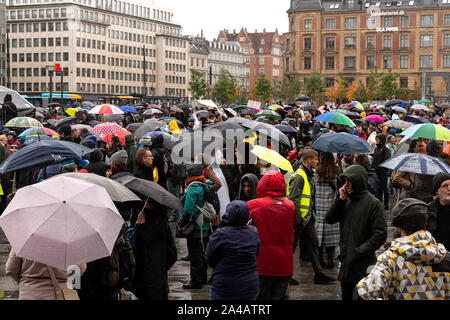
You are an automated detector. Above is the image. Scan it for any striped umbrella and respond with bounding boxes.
[91,122,126,135]
[351,101,364,111]
[313,112,356,127]
[5,117,44,128]
[18,127,59,139]
[267,105,284,111]
[380,153,450,175]
[400,124,450,141]
[88,104,124,115]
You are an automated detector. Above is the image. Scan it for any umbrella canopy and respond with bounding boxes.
[274,124,298,134]
[391,106,407,113]
[54,116,79,128]
[88,104,124,115]
[351,101,364,111]
[205,122,246,136]
[125,122,143,132]
[114,175,184,214]
[385,99,405,107]
[5,117,43,128]
[102,130,133,145]
[400,124,450,141]
[311,132,371,155]
[91,122,125,135]
[18,127,59,139]
[250,145,293,172]
[65,108,79,117]
[71,124,93,132]
[255,110,281,120]
[54,173,141,203]
[336,110,362,119]
[233,105,249,110]
[404,115,431,124]
[313,112,356,127]
[438,103,450,109]
[380,153,450,175]
[0,176,124,270]
[382,120,414,129]
[411,104,429,111]
[82,101,95,108]
[224,108,238,117]
[134,123,165,139]
[365,115,385,123]
[119,106,138,114]
[143,119,165,127]
[170,106,184,114]
[21,134,55,146]
[196,110,209,118]
[419,99,431,104]
[144,108,163,115]
[268,105,284,111]
[0,140,94,174]
[240,108,261,116]
[239,119,291,146]
[296,96,310,102]
[160,117,184,128]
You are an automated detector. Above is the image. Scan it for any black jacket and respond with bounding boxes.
[83,149,108,177]
[133,162,153,182]
[372,135,391,174]
[427,198,450,251]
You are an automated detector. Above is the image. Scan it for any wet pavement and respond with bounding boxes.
[0,198,396,301]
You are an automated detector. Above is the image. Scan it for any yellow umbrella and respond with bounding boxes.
[250,145,293,172]
[65,108,79,117]
[169,120,181,135]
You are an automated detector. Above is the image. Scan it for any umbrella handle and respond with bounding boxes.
[12,171,16,194]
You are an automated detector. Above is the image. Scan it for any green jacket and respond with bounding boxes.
[125,134,137,174]
[326,165,387,282]
[181,180,211,231]
[287,164,316,227]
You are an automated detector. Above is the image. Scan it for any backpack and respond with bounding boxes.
[190,181,219,222]
[162,149,175,178]
[101,231,135,290]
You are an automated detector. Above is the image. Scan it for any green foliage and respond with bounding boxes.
[305,71,325,106]
[378,70,400,100]
[355,80,367,102]
[366,68,382,101]
[212,69,241,104]
[188,69,209,100]
[254,75,273,103]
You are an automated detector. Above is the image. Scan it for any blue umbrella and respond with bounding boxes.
[380,153,450,175]
[404,115,430,124]
[0,140,94,174]
[311,132,371,155]
[119,106,138,114]
[21,134,55,146]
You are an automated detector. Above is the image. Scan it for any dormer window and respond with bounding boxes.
[261,38,265,44]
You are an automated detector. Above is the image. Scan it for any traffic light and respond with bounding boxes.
[55,63,62,72]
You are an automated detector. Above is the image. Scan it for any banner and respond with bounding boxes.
[247,100,261,110]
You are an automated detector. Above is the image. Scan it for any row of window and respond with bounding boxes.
[12,67,69,77]
[165,88,186,97]
[12,82,69,93]
[11,52,69,62]
[9,8,67,20]
[164,63,186,73]
[11,37,69,48]
[10,22,69,32]
[165,38,187,49]
[191,57,206,68]
[165,51,186,60]
[165,75,186,85]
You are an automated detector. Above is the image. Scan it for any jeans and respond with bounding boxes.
[257,276,290,300]
[376,172,389,207]
[186,229,209,284]
[166,180,180,219]
[210,288,258,301]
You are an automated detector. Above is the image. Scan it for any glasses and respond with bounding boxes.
[440,183,450,190]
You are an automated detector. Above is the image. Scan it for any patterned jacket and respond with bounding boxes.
[357,230,450,300]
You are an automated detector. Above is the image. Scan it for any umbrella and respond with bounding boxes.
[119,106,138,114]
[268,105,284,111]
[55,116,79,128]
[147,104,162,111]
[400,124,450,141]
[250,145,293,172]
[18,127,59,139]
[0,176,124,271]
[0,140,94,174]
[296,96,310,102]
[438,103,450,109]
[125,122,143,132]
[233,105,249,110]
[224,108,238,117]
[239,119,291,146]
[177,103,192,110]
[144,108,163,115]
[114,175,184,214]
[411,104,429,111]
[313,112,356,127]
[336,110,362,119]
[385,99,405,107]
[65,108,79,117]
[404,115,431,124]
[4,117,43,128]
[382,120,414,129]
[196,110,209,118]
[170,106,184,114]
[274,124,298,134]
[380,153,450,175]
[21,134,55,146]
[419,99,431,104]
[71,124,93,132]
[391,106,407,113]
[206,122,246,135]
[255,110,281,120]
[88,104,124,115]
[105,114,125,123]
[364,115,385,123]
[351,101,364,111]
[240,108,260,116]
[311,132,371,155]
[54,173,141,203]
[91,122,126,135]
[160,117,184,128]
[143,119,165,127]
[102,130,133,145]
[134,123,165,139]
[82,101,95,108]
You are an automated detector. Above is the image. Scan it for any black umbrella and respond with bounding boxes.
[160,117,185,128]
[105,114,125,122]
[205,122,252,137]
[114,175,184,214]
[438,103,450,109]
[134,121,165,139]
[55,116,79,128]
[296,96,310,102]
[177,103,192,110]
[404,115,431,124]
[238,119,291,147]
[240,109,259,116]
[338,111,362,119]
[196,110,209,118]
[88,120,101,127]
[126,122,144,132]
[385,99,405,107]
[274,124,298,134]
[170,106,184,114]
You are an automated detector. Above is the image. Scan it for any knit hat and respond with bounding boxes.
[433,173,450,195]
[80,139,95,149]
[110,150,128,165]
[186,164,203,177]
[392,198,429,232]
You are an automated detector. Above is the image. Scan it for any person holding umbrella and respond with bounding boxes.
[372,134,392,210]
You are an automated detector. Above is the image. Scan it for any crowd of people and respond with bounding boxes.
[1,96,450,300]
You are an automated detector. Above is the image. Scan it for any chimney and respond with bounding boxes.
[255,29,257,33]
[201,29,203,37]
[233,29,236,35]
[263,28,266,34]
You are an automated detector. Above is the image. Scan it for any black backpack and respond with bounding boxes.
[201,182,221,216]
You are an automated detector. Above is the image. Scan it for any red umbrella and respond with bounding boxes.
[91,122,126,134]
[102,130,133,145]
[148,104,162,111]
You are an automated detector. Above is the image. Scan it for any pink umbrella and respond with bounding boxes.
[91,122,126,134]
[0,176,124,270]
[365,115,385,122]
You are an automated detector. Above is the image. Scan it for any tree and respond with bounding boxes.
[379,70,400,100]
[335,77,347,103]
[254,75,273,103]
[305,71,325,106]
[366,68,382,101]
[212,68,241,104]
[355,80,367,102]
[188,69,209,100]
[326,85,337,102]
[346,81,357,102]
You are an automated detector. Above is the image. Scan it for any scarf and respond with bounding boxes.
[185,176,207,188]
[111,164,128,175]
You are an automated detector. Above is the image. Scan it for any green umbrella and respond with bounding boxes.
[4,117,44,128]
[313,111,356,127]
[419,99,431,104]
[255,110,281,120]
[233,105,249,110]
[400,124,450,141]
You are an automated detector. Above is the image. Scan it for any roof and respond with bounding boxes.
[248,32,276,55]
[289,0,323,11]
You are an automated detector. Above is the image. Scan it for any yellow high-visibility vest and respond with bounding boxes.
[286,168,311,219]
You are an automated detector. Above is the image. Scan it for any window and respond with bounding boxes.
[383,56,392,69]
[304,57,311,70]
[304,19,312,30]
[260,57,264,65]
[344,56,356,69]
[445,14,450,26]
[400,78,408,88]
[345,36,356,49]
[41,53,46,62]
[345,17,357,29]
[384,16,392,27]
[420,35,433,47]
[304,38,312,50]
[367,56,375,69]
[401,16,409,28]
[444,54,450,68]
[48,38,54,47]
[348,0,355,8]
[325,78,334,88]
[259,68,264,75]
[400,35,409,48]
[325,56,335,69]
[326,37,335,49]
[420,55,432,68]
[421,15,433,26]
[63,37,69,46]
[326,18,335,30]
[384,35,392,48]
[367,36,375,49]
[400,55,409,68]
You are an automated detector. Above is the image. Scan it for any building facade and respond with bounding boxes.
[6,0,189,101]
[187,35,209,97]
[0,0,6,87]
[285,0,450,100]
[218,28,284,93]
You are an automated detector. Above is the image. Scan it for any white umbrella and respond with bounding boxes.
[411,104,429,112]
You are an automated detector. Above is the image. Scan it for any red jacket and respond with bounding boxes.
[287,149,298,162]
[248,171,295,277]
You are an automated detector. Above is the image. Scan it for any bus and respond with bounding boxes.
[27,93,83,108]
[97,96,141,106]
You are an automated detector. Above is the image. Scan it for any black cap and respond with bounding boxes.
[392,198,429,232]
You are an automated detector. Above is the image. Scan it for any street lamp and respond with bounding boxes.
[46,65,56,104]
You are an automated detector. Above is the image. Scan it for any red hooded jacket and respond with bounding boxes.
[248,171,296,277]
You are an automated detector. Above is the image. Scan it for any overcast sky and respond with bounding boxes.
[157,0,290,40]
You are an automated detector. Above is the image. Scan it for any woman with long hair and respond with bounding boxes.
[314,152,340,269]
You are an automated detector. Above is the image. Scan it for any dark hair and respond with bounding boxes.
[426,140,442,157]
[354,154,371,167]
[316,152,338,182]
[302,148,318,162]
[408,139,421,153]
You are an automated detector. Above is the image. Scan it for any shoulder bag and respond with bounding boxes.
[47,266,79,300]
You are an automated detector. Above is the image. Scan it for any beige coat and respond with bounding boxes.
[6,250,87,300]
[392,170,416,194]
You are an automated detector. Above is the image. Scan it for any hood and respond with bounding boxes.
[311,122,321,140]
[391,230,446,265]
[376,133,386,145]
[256,170,286,198]
[341,165,368,197]
[125,134,135,147]
[221,200,250,226]
[89,148,103,162]
[238,173,259,200]
[152,134,164,148]
[86,135,97,147]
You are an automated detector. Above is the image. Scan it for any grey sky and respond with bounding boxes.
[157,0,290,40]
